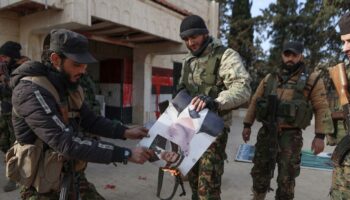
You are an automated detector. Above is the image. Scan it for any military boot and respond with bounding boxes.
[3,179,18,192]
[252,191,266,200]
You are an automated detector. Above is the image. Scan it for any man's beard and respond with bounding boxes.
[190,36,212,57]
[281,61,303,74]
[58,63,81,91]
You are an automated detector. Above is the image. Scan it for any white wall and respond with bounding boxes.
[0,11,19,45]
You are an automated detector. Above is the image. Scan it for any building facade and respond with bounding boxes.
[0,0,219,124]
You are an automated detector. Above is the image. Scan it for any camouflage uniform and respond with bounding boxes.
[20,177,104,200]
[178,37,251,200]
[244,67,333,200]
[0,61,15,153]
[315,64,347,146]
[330,64,350,199]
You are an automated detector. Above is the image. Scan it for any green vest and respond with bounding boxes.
[180,45,227,98]
[256,67,315,129]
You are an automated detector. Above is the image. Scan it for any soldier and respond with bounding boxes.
[7,29,153,199]
[314,63,346,147]
[177,15,251,199]
[74,73,104,200]
[0,41,29,192]
[242,41,334,200]
[330,12,350,199]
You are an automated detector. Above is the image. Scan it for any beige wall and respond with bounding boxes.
[0,11,19,45]
[0,0,219,124]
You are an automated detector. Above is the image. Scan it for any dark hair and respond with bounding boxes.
[41,49,66,67]
[41,33,66,67]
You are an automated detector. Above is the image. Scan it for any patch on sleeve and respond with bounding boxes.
[52,115,66,130]
[34,90,52,114]
[98,143,114,150]
[72,137,93,146]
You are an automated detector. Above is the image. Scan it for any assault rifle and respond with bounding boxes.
[266,94,279,182]
[328,63,350,166]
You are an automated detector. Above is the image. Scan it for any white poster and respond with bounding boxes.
[139,90,224,175]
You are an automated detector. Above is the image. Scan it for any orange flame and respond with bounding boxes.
[162,168,180,176]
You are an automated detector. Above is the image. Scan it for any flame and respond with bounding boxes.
[162,168,180,176]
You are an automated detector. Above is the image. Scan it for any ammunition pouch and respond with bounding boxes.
[331,134,350,167]
[5,140,43,187]
[32,149,64,193]
[278,100,313,129]
[256,97,268,122]
[256,98,313,129]
[6,139,65,193]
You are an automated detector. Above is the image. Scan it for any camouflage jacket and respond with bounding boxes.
[178,38,252,127]
[0,61,12,114]
[80,74,101,116]
[244,66,334,134]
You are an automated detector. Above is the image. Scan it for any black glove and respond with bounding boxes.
[197,95,219,111]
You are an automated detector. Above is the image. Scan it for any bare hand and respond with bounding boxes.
[242,128,251,143]
[124,127,149,140]
[311,138,324,155]
[129,147,154,164]
[191,96,206,112]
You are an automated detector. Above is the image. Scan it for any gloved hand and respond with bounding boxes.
[191,95,218,112]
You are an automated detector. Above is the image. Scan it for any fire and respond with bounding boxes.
[162,168,180,176]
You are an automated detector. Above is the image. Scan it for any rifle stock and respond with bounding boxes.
[329,63,350,106]
[329,63,350,166]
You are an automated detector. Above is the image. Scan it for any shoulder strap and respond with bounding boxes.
[292,67,310,100]
[207,46,228,81]
[21,76,60,104]
[264,73,277,97]
[307,72,322,100]
[21,76,70,123]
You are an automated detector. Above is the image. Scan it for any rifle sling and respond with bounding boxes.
[156,168,180,200]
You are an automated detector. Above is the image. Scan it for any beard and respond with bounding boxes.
[189,36,212,57]
[281,61,304,74]
[57,63,81,91]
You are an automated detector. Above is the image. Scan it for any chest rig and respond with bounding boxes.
[181,46,227,98]
[21,76,84,122]
[6,76,86,194]
[256,67,314,129]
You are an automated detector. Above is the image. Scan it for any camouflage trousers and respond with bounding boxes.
[20,171,105,200]
[0,113,15,153]
[188,128,228,200]
[251,127,303,200]
[330,152,350,199]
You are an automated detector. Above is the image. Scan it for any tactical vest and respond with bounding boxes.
[6,76,86,193]
[256,68,314,129]
[181,45,227,98]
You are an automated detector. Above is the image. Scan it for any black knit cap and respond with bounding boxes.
[339,12,350,35]
[0,41,21,59]
[180,15,209,39]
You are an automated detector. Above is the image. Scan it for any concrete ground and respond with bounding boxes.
[0,109,335,200]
